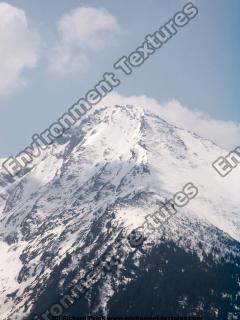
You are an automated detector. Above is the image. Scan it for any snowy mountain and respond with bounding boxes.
[0,104,239,319]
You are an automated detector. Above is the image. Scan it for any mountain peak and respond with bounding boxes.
[0,103,239,319]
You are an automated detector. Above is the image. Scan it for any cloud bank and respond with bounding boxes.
[98,92,240,150]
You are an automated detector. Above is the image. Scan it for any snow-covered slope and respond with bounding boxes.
[0,104,239,319]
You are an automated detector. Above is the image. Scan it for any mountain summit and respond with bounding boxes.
[0,104,239,319]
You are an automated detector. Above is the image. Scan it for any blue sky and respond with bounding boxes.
[0,0,239,157]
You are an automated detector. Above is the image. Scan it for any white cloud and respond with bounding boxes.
[48,45,89,76]
[48,7,125,76]
[97,92,240,150]
[0,2,40,95]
